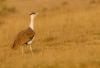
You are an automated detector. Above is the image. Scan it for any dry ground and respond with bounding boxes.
[0,0,100,68]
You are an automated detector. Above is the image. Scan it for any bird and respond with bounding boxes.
[12,12,38,55]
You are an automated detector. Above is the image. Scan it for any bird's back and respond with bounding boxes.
[12,28,35,49]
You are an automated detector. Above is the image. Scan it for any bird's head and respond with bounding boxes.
[30,12,38,18]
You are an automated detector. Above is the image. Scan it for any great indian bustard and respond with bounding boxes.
[12,12,38,55]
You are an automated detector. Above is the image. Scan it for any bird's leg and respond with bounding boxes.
[30,44,33,55]
[21,45,24,56]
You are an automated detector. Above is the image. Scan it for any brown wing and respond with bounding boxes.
[12,28,35,50]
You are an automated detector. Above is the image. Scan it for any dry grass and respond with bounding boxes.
[1,0,100,68]
[0,0,16,16]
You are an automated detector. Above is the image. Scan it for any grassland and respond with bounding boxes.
[0,0,100,68]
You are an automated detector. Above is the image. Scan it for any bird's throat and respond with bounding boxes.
[29,15,34,30]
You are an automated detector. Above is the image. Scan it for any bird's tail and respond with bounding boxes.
[11,41,19,50]
[11,44,17,50]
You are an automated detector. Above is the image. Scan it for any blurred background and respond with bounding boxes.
[0,0,100,68]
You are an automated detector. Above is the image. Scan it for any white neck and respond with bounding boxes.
[29,15,35,30]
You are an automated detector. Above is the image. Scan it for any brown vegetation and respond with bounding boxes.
[0,0,100,68]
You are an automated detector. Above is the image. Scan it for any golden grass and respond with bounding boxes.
[0,0,16,16]
[1,0,100,68]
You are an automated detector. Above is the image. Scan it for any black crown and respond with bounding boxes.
[30,12,36,15]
